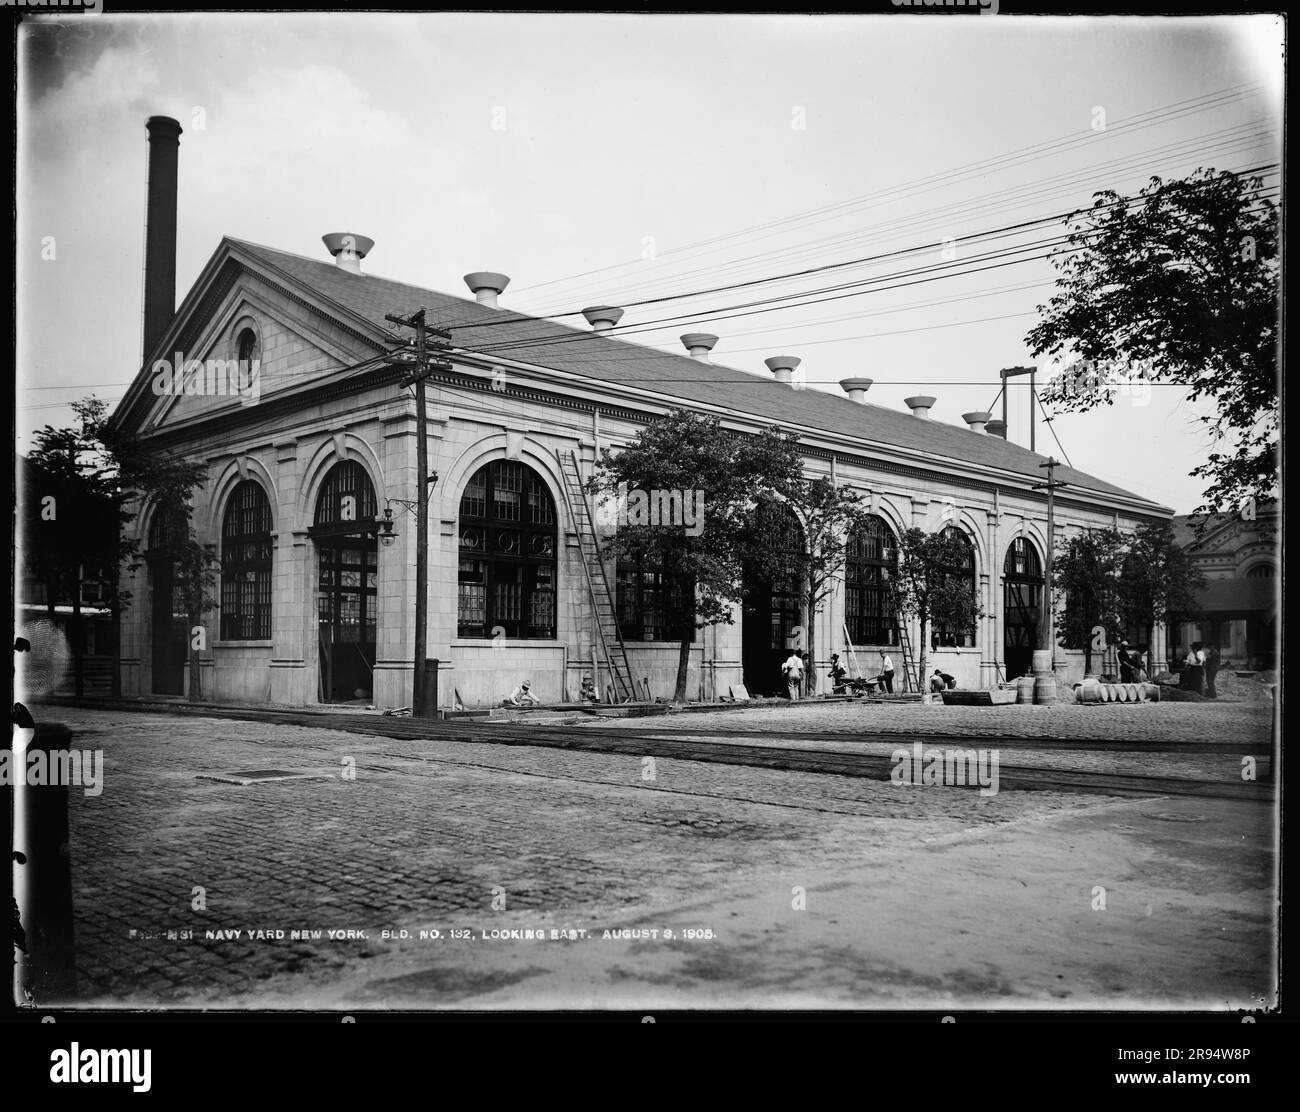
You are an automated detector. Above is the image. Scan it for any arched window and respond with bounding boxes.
[458,461,557,639]
[845,514,898,646]
[220,481,273,640]
[934,525,976,648]
[237,328,257,367]
[1245,563,1276,579]
[147,503,188,552]
[1003,536,1043,678]
[314,460,377,531]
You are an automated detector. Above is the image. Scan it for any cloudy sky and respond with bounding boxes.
[16,12,1282,514]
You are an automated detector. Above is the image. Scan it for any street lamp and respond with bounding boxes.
[377,506,397,548]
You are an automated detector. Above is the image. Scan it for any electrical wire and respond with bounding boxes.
[510,82,1270,301]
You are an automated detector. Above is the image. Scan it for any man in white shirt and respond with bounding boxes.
[878,650,895,694]
[781,650,804,701]
[505,679,541,707]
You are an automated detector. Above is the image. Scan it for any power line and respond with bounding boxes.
[1035,384,1074,469]
[509,82,1269,302]
[520,121,1277,314]
[429,162,1278,345]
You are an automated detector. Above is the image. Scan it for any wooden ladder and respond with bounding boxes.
[886,580,916,694]
[556,449,636,703]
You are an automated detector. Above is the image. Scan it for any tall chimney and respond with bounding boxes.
[904,395,936,418]
[582,306,624,331]
[986,418,1008,439]
[464,271,510,307]
[142,115,182,361]
[962,411,990,434]
[839,377,873,403]
[680,333,718,361]
[765,355,801,385]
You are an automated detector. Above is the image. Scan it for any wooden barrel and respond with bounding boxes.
[1016,676,1035,705]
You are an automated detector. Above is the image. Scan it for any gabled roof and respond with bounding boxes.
[1170,505,1279,552]
[226,237,1170,513]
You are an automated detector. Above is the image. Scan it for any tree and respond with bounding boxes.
[173,537,219,702]
[62,398,212,699]
[753,477,874,696]
[1027,168,1279,518]
[891,527,985,703]
[587,409,803,702]
[1116,520,1204,669]
[1053,527,1127,676]
[24,402,120,695]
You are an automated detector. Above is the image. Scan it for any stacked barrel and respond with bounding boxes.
[1076,681,1162,703]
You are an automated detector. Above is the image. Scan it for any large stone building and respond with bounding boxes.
[106,117,1174,710]
[1170,503,1279,671]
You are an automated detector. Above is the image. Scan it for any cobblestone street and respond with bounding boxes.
[32,706,1276,1012]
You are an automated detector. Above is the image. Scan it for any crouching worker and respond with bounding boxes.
[503,679,542,707]
[578,674,600,704]
[827,653,848,695]
[930,669,956,694]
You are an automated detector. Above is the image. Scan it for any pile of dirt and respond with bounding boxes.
[1212,669,1277,704]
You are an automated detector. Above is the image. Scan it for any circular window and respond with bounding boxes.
[497,531,518,554]
[460,528,482,550]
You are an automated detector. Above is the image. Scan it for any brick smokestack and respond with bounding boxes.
[142,116,183,360]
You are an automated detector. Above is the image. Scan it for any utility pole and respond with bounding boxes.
[1030,456,1067,704]
[1000,366,1037,451]
[384,309,451,717]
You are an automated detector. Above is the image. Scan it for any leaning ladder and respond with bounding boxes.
[556,450,636,703]
[886,581,916,694]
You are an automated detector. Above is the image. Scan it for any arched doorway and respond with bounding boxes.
[147,506,189,696]
[1003,536,1043,680]
[311,461,379,704]
[742,500,804,696]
